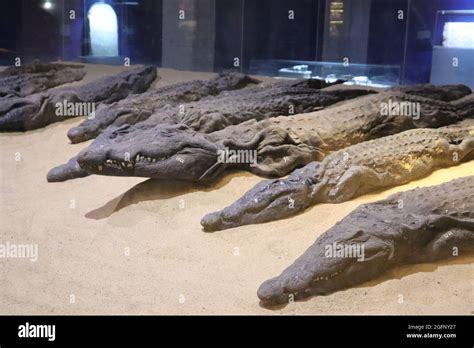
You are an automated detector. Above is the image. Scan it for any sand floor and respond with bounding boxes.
[0,64,473,315]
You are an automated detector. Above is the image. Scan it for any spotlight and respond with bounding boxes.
[43,1,53,10]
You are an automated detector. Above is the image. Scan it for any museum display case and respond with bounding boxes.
[0,0,473,322]
[430,9,474,88]
[1,0,473,87]
[249,59,401,87]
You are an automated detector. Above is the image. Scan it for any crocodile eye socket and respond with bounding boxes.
[448,138,462,145]
[111,130,127,138]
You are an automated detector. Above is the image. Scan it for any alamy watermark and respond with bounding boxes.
[325,242,365,262]
[380,100,420,119]
[217,147,257,166]
[55,100,96,119]
[0,242,38,262]
[18,322,55,341]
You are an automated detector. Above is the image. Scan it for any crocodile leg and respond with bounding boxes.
[325,165,384,202]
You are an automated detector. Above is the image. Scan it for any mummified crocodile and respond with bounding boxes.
[134,82,369,132]
[0,65,157,131]
[47,80,369,182]
[201,125,474,231]
[68,82,472,144]
[256,176,474,306]
[0,61,86,97]
[75,85,473,182]
[66,72,264,143]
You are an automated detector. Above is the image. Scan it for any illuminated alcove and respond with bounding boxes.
[442,22,474,49]
[87,1,118,56]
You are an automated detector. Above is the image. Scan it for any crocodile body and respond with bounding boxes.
[201,126,474,231]
[47,80,366,182]
[75,86,473,182]
[256,176,474,306]
[137,83,372,133]
[66,72,262,143]
[0,65,157,131]
[0,61,86,97]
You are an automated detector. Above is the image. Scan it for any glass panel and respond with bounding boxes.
[0,0,473,85]
[403,0,474,86]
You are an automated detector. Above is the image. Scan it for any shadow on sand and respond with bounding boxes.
[85,170,255,219]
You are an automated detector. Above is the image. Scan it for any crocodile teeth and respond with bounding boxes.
[135,155,140,162]
[98,165,103,172]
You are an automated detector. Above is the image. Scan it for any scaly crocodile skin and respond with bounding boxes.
[74,87,474,183]
[66,72,263,143]
[0,61,85,97]
[201,126,474,231]
[0,65,157,131]
[256,176,474,306]
[47,79,366,182]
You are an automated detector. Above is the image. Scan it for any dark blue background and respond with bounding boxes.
[0,0,472,84]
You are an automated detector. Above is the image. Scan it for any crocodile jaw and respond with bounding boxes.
[257,226,394,306]
[257,251,354,306]
[77,124,222,181]
[201,178,314,231]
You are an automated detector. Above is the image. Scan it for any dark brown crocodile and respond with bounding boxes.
[0,61,86,97]
[256,176,474,306]
[201,125,474,231]
[66,72,263,143]
[47,79,368,182]
[0,65,157,131]
[75,86,473,183]
[134,81,366,133]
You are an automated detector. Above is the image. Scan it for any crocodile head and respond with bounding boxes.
[201,163,324,231]
[76,123,227,181]
[77,116,324,182]
[256,209,396,306]
[67,71,260,143]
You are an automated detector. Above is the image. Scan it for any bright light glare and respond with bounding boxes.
[88,3,119,56]
[443,22,474,49]
[43,1,53,10]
